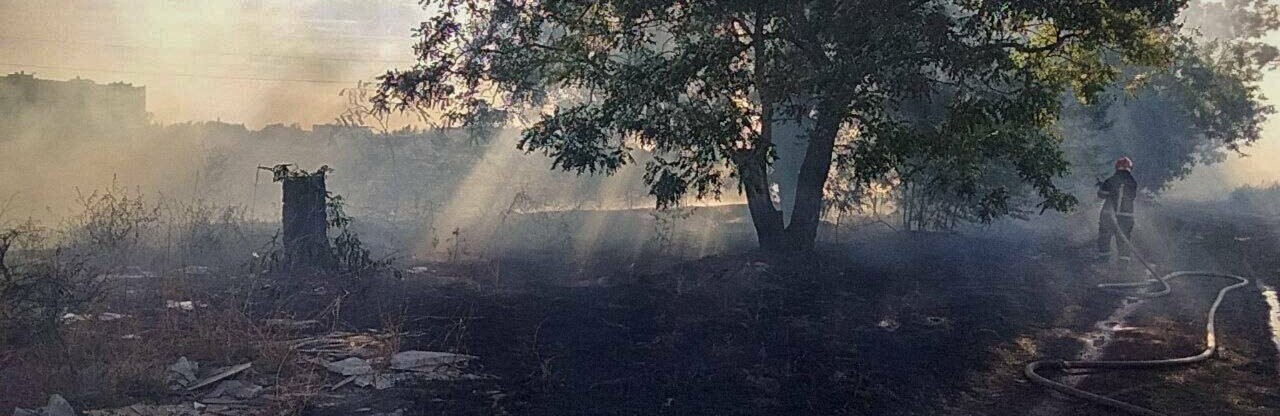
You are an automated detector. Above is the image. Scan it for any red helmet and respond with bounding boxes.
[1115,157,1133,171]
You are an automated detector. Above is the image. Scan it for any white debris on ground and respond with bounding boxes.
[25,329,490,415]
[877,317,901,332]
[390,350,475,371]
[97,267,157,281]
[186,363,253,391]
[12,394,76,416]
[137,357,260,415]
[403,267,467,286]
[97,312,128,321]
[325,357,374,376]
[165,357,253,392]
[288,331,394,358]
[164,300,208,311]
[83,400,258,416]
[60,312,129,324]
[262,318,321,331]
[204,380,263,400]
[177,266,212,276]
[321,350,482,390]
[922,316,949,326]
[281,329,487,390]
[166,357,199,389]
[83,403,202,416]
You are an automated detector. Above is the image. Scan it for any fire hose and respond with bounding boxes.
[1023,205,1251,416]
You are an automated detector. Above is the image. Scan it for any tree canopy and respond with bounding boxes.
[375,0,1190,250]
[1060,0,1278,193]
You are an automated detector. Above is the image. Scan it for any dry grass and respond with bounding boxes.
[0,275,323,411]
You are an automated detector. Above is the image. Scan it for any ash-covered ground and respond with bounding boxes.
[4,201,1277,416]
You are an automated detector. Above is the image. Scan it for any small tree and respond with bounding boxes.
[375,0,1187,251]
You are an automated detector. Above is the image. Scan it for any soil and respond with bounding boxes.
[4,204,1278,415]
[951,204,1280,415]
[263,227,1110,415]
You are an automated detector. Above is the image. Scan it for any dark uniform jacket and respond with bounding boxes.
[1097,170,1138,214]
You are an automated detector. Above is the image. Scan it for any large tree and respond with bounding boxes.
[374,0,1187,251]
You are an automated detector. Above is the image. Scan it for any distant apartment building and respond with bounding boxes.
[0,72,147,140]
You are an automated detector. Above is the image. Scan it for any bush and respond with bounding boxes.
[0,222,102,346]
[60,181,160,270]
[1228,182,1280,216]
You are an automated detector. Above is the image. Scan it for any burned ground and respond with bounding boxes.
[2,204,1278,415]
[951,205,1280,415]
[326,232,1083,415]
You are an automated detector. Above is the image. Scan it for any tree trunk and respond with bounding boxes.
[740,151,786,250]
[739,15,791,251]
[281,173,335,273]
[783,112,841,251]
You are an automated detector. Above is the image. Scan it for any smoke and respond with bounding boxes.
[3,0,1278,267]
[0,1,425,221]
[0,0,424,127]
[1167,57,1280,200]
[1164,4,1280,199]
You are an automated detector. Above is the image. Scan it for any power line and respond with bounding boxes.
[0,35,418,66]
[0,61,373,85]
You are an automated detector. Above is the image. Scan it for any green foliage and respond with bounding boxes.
[376,0,1189,247]
[838,0,1278,230]
[326,195,383,275]
[249,193,386,277]
[259,164,334,183]
[1060,0,1278,193]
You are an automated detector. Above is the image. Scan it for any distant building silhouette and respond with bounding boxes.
[0,72,147,141]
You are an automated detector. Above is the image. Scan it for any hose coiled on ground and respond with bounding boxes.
[1024,207,1250,416]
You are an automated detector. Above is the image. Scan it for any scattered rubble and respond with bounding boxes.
[60,312,129,324]
[281,329,486,390]
[318,350,481,390]
[390,350,475,371]
[12,394,75,416]
[324,357,374,376]
[287,331,398,358]
[262,318,321,331]
[204,380,262,400]
[177,266,212,276]
[82,402,233,416]
[406,266,435,274]
[98,312,128,321]
[164,300,208,311]
[98,267,157,281]
[165,357,253,392]
[923,316,949,326]
[83,403,199,416]
[166,357,199,389]
[186,362,252,391]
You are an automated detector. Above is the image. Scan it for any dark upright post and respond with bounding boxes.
[281,171,335,273]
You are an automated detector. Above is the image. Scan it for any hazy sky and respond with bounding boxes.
[1166,29,1280,197]
[0,0,1277,193]
[0,0,426,128]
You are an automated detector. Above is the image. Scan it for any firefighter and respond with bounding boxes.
[1097,157,1138,261]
